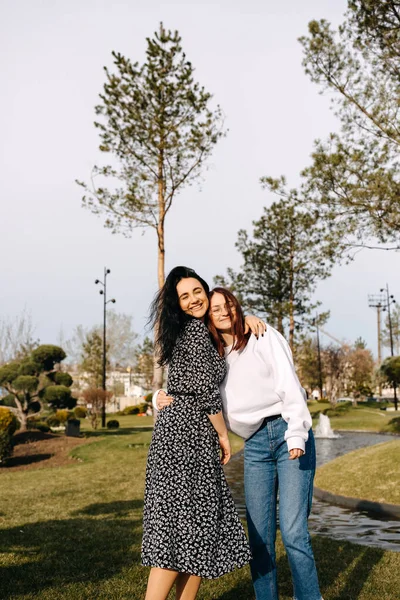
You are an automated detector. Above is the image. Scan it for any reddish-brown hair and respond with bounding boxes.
[207,287,250,357]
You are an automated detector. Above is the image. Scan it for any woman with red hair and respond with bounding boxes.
[156,287,322,600]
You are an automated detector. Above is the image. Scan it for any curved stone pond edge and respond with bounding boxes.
[313,486,400,519]
[314,429,400,519]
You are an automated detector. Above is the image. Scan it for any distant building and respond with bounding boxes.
[70,366,150,413]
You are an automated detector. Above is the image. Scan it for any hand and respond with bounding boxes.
[218,435,231,465]
[156,390,174,410]
[244,315,267,338]
[289,448,304,460]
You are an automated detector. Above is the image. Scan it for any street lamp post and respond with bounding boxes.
[380,283,398,411]
[95,267,116,427]
[368,294,385,396]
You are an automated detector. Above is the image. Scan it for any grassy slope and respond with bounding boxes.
[315,440,400,505]
[308,401,400,433]
[0,425,399,599]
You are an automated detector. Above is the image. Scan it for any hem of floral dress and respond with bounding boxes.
[141,556,251,580]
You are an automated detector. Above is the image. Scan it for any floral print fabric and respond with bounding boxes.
[141,318,251,578]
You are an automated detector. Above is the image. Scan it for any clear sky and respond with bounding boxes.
[1,0,398,358]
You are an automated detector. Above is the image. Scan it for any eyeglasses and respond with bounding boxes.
[210,302,235,316]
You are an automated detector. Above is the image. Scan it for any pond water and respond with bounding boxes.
[224,431,400,552]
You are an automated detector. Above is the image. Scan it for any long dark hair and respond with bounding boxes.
[208,287,250,357]
[149,266,210,366]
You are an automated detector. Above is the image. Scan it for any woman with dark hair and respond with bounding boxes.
[142,268,256,600]
[157,287,322,600]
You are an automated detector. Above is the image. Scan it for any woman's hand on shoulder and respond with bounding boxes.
[244,315,267,338]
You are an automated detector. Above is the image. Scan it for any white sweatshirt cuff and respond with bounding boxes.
[286,436,306,453]
[152,389,163,411]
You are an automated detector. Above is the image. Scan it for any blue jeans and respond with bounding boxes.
[244,416,321,600]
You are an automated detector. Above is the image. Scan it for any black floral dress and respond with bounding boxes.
[142,318,251,578]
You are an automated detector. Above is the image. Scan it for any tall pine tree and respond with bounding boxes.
[215,198,337,349]
[298,1,400,247]
[77,23,225,388]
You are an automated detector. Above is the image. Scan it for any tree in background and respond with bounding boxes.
[295,336,321,398]
[380,355,400,411]
[382,304,400,355]
[322,343,350,405]
[215,197,337,349]
[77,23,226,389]
[0,345,75,431]
[0,309,39,366]
[346,341,375,401]
[80,331,108,388]
[133,337,155,392]
[298,1,400,247]
[81,388,113,430]
[66,311,138,368]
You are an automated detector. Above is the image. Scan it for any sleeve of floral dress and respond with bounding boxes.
[184,318,223,415]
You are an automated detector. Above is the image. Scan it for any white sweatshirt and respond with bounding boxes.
[220,327,312,452]
[153,325,312,452]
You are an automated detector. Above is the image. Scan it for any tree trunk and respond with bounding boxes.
[13,397,27,432]
[289,237,295,352]
[277,314,284,335]
[289,305,295,352]
[152,152,166,393]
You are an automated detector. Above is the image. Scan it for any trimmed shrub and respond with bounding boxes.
[55,409,72,424]
[135,402,148,414]
[47,416,61,427]
[107,420,120,429]
[74,406,87,419]
[0,407,17,464]
[54,372,73,387]
[0,431,13,464]
[0,407,18,435]
[33,421,51,433]
[388,416,400,434]
[121,405,139,415]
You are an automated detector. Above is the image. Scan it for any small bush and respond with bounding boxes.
[0,407,18,435]
[388,416,400,434]
[33,421,51,433]
[0,430,13,464]
[324,402,352,417]
[46,416,61,427]
[135,402,149,414]
[55,409,72,424]
[107,420,120,429]
[121,405,139,415]
[74,406,87,419]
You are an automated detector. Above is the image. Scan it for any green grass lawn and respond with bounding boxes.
[79,413,154,432]
[308,400,400,434]
[315,439,400,505]
[0,423,399,599]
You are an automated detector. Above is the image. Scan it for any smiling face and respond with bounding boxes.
[176,277,209,320]
[209,292,236,331]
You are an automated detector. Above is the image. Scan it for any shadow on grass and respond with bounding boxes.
[4,453,53,468]
[0,500,144,600]
[215,578,254,599]
[83,427,153,438]
[276,535,385,599]
[211,535,387,600]
[73,499,143,517]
